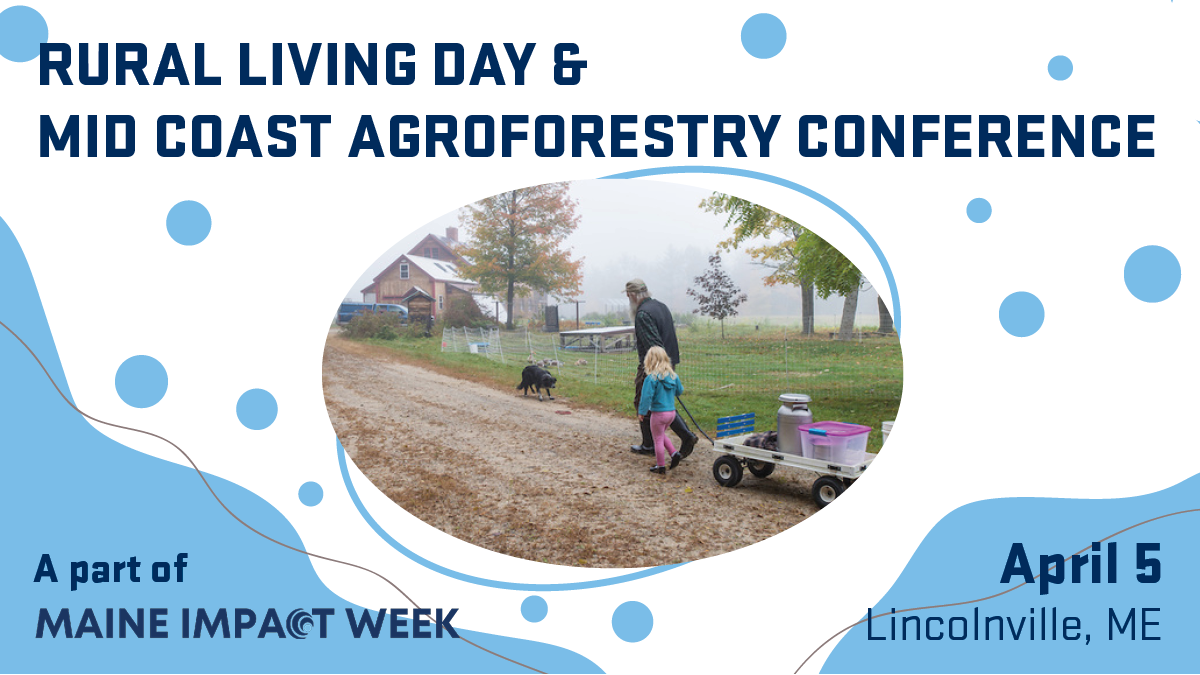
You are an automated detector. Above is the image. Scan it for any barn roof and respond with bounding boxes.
[400,286,433,301]
[372,254,475,285]
[408,233,462,260]
[404,255,473,284]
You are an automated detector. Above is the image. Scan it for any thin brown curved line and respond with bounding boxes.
[794,507,1200,674]
[1,319,545,675]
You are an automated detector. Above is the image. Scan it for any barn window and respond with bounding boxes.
[438,295,444,310]
[430,248,440,259]
[400,263,409,279]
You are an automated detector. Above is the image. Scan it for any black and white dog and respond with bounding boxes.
[516,365,557,401]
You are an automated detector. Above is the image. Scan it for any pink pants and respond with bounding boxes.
[650,411,678,467]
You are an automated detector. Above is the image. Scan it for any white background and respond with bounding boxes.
[2,1,1199,672]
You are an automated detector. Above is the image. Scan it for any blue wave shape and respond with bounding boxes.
[0,217,600,674]
[821,475,1200,673]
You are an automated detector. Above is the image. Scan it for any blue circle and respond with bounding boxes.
[298,481,324,507]
[611,601,653,642]
[741,14,786,59]
[1124,245,1181,303]
[237,389,278,430]
[166,200,212,246]
[114,355,168,408]
[0,6,48,63]
[1048,55,1073,81]
[999,292,1045,337]
[966,198,992,223]
[521,595,548,623]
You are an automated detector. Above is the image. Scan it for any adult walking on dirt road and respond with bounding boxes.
[626,279,699,459]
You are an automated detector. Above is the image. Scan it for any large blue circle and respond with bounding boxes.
[966,198,992,223]
[520,595,548,623]
[740,14,786,59]
[611,601,653,642]
[0,6,48,63]
[1047,55,1073,81]
[999,292,1045,337]
[236,388,278,430]
[1124,245,1181,303]
[166,200,212,246]
[115,355,168,408]
[298,481,324,507]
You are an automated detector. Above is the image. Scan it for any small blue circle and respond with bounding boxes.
[966,198,992,223]
[0,6,48,63]
[237,389,278,430]
[611,601,653,643]
[166,200,212,246]
[521,596,548,623]
[298,481,323,507]
[115,355,168,408]
[1124,245,1181,303]
[741,13,786,59]
[1048,55,1073,81]
[999,292,1045,337]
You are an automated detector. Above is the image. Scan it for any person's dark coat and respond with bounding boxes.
[634,298,681,365]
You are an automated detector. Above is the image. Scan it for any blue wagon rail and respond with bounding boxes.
[716,413,755,438]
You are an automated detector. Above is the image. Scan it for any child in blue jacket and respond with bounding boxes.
[638,346,684,474]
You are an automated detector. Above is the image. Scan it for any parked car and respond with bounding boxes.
[336,302,409,325]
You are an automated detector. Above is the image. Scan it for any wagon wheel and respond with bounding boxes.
[712,455,743,488]
[812,476,845,508]
[746,460,775,478]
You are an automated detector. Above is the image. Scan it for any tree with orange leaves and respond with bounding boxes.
[455,182,584,330]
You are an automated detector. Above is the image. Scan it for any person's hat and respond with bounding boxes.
[624,279,648,294]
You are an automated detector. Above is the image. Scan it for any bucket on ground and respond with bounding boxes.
[881,420,894,445]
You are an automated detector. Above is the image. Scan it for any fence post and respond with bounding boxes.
[594,346,599,384]
[784,324,789,393]
[551,332,562,378]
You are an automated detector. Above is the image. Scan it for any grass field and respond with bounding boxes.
[351,322,903,452]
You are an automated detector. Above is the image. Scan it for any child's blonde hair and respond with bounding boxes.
[644,346,676,379]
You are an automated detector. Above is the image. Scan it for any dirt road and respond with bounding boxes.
[323,337,821,568]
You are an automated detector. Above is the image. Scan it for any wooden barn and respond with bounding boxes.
[360,227,484,320]
[359,225,528,323]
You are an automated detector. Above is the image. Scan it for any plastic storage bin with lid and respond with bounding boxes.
[797,421,872,464]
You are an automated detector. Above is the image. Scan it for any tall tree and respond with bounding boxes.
[456,183,584,329]
[877,295,894,333]
[687,253,748,339]
[701,193,863,339]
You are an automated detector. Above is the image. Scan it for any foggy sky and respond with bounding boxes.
[347,180,880,321]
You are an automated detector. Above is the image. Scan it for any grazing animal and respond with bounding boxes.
[574,359,588,366]
[516,365,557,401]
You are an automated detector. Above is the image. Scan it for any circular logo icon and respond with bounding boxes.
[286,609,314,639]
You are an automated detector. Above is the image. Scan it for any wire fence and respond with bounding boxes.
[442,322,902,444]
